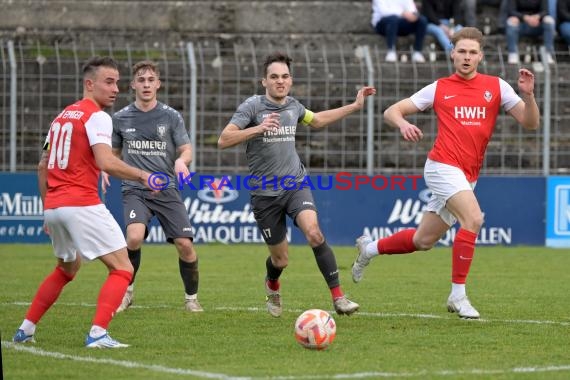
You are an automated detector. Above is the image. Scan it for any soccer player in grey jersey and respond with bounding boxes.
[218,52,376,316]
[104,60,202,312]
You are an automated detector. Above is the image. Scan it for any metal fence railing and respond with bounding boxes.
[1,39,569,176]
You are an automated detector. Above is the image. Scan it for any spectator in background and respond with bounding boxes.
[371,0,428,62]
[505,0,556,64]
[549,0,558,22]
[463,0,509,33]
[422,0,464,55]
[557,0,570,46]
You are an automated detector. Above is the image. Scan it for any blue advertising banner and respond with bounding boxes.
[299,175,545,246]
[105,175,265,244]
[546,176,570,247]
[0,173,545,246]
[0,173,46,243]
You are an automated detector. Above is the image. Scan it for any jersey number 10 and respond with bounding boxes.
[47,121,73,170]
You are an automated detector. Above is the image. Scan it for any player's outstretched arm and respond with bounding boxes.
[384,98,424,142]
[309,86,376,129]
[508,68,540,130]
[92,143,152,189]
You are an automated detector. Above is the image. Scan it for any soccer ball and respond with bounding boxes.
[294,309,336,350]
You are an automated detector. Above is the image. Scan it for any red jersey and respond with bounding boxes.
[43,98,113,209]
[411,73,521,182]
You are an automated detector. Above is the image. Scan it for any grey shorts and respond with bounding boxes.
[122,187,194,243]
[250,187,317,245]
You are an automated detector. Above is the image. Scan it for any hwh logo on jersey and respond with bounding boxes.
[454,106,486,119]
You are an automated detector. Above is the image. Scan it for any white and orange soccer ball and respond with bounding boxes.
[294,309,336,350]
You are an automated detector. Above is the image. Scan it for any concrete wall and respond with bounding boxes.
[1,0,373,39]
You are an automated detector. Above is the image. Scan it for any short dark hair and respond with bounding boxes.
[263,52,292,77]
[451,27,485,49]
[82,56,119,78]
[132,60,160,79]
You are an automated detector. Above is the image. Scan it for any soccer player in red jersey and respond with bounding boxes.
[12,56,155,348]
[352,27,539,319]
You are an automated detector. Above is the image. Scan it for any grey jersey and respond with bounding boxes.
[112,101,190,190]
[229,95,308,196]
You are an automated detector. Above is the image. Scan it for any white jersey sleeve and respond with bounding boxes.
[499,78,522,112]
[409,81,437,111]
[85,110,113,147]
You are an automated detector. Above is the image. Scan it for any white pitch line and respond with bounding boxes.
[2,341,250,380]
[215,306,570,327]
[5,301,570,327]
[4,341,570,379]
[268,365,570,379]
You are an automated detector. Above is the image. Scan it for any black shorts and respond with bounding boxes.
[250,187,317,245]
[122,187,194,243]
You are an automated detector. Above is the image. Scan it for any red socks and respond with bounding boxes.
[25,266,74,323]
[330,286,344,300]
[378,228,417,254]
[266,279,280,291]
[92,270,133,329]
[452,228,478,284]
[375,227,478,284]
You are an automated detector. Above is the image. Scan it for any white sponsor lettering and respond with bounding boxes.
[386,199,426,225]
[365,188,512,246]
[263,125,296,136]
[185,198,255,224]
[58,110,84,120]
[0,193,44,218]
[454,106,486,119]
[146,225,292,244]
[363,226,512,246]
[0,224,44,237]
[126,140,167,150]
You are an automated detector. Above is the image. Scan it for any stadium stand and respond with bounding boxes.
[0,0,569,174]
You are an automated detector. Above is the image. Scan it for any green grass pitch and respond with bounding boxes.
[1,243,570,379]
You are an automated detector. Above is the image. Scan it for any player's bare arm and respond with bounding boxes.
[92,143,153,189]
[101,147,123,193]
[37,151,49,202]
[175,144,193,177]
[384,98,424,142]
[309,86,376,129]
[37,151,50,234]
[218,113,281,149]
[508,68,540,131]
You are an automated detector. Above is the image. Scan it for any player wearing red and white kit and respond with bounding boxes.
[352,27,540,319]
[12,56,155,348]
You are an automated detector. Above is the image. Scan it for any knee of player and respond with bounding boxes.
[413,234,438,251]
[414,239,436,251]
[57,262,79,279]
[123,264,135,275]
[174,237,195,251]
[305,228,324,246]
[462,212,484,232]
[126,236,144,249]
[272,256,289,269]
